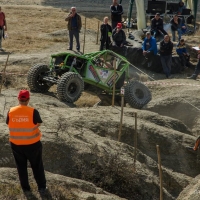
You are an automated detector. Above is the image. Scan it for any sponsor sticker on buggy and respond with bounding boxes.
[89,65,100,82]
[97,69,111,81]
[107,73,119,87]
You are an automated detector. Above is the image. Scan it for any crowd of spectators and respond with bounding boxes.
[64,0,198,79]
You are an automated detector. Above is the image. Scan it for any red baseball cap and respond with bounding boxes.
[117,23,122,29]
[18,90,30,100]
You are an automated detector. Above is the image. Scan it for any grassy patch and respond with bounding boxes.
[0,183,77,200]
[2,6,100,54]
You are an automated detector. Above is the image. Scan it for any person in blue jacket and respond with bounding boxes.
[178,1,186,15]
[142,32,157,67]
[176,38,190,71]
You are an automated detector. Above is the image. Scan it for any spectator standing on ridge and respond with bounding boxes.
[187,49,200,80]
[112,22,126,47]
[142,32,157,67]
[65,7,82,51]
[100,16,112,51]
[160,35,173,78]
[6,90,47,194]
[110,0,123,29]
[170,14,182,42]
[151,13,168,38]
[0,6,7,51]
[176,38,190,71]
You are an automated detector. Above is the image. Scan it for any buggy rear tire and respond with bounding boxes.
[124,80,151,109]
[27,64,51,92]
[57,72,84,103]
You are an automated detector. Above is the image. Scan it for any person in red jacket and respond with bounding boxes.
[0,6,7,50]
[6,90,47,194]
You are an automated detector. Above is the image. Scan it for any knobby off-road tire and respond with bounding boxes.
[124,80,152,109]
[57,72,84,103]
[27,64,51,92]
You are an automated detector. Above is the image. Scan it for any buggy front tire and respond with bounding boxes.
[124,80,152,109]
[27,64,51,92]
[57,72,84,103]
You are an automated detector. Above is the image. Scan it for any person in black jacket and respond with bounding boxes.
[151,13,168,38]
[170,14,182,42]
[65,7,82,51]
[99,17,112,51]
[178,1,186,15]
[160,35,173,78]
[112,23,126,47]
[110,0,123,29]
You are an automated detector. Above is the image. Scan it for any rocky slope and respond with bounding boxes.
[0,86,200,199]
[0,168,126,200]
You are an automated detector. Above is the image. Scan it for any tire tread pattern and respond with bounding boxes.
[27,63,50,92]
[124,80,152,109]
[57,72,84,103]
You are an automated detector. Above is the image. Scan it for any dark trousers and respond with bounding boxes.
[171,28,182,42]
[112,41,123,47]
[10,141,46,190]
[69,29,80,51]
[160,55,172,78]
[151,28,168,38]
[144,51,154,60]
[111,21,118,30]
[100,38,111,51]
[178,54,190,69]
[141,51,154,66]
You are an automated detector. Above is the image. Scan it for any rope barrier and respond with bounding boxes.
[180,97,200,111]
[144,81,200,87]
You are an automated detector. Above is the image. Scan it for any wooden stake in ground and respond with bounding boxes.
[118,86,125,142]
[0,53,10,94]
[156,145,163,200]
[134,112,137,169]
[83,17,87,54]
[112,58,116,107]
[96,20,100,45]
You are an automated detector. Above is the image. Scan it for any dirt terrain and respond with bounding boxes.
[0,1,200,200]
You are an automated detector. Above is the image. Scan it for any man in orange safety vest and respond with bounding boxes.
[6,90,47,194]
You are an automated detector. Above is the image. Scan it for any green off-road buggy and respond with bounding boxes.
[27,50,151,109]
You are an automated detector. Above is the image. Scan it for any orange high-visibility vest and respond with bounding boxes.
[8,105,41,145]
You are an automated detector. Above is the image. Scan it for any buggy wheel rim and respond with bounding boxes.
[135,88,144,99]
[67,82,78,96]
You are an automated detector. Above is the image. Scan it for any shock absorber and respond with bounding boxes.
[69,57,77,71]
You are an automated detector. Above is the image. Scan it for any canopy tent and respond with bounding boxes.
[126,0,199,30]
[191,0,199,29]
[184,0,199,28]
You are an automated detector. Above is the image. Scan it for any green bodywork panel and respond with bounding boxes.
[49,50,130,93]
